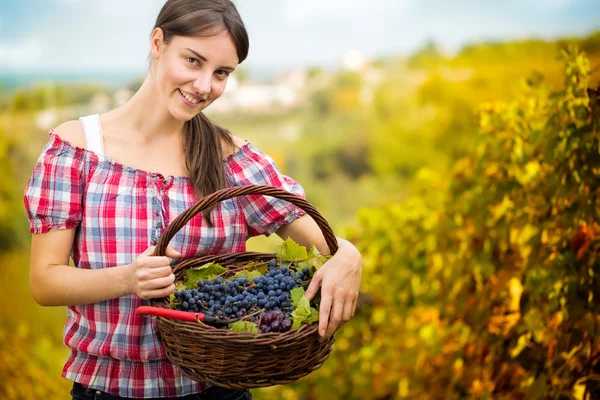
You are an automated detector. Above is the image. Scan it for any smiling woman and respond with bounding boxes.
[23,0,363,399]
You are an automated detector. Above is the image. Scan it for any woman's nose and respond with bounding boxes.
[192,73,212,96]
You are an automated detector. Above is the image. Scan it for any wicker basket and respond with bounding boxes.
[149,184,338,389]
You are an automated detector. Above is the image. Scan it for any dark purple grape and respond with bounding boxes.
[271,320,281,331]
[262,312,273,325]
[281,319,292,332]
[272,310,284,321]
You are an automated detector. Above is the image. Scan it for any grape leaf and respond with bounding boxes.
[308,245,320,257]
[298,260,312,273]
[248,270,262,280]
[230,320,259,333]
[185,263,226,288]
[290,287,305,307]
[244,261,269,276]
[232,269,262,281]
[308,307,319,323]
[291,296,311,329]
[277,237,308,261]
[308,254,330,271]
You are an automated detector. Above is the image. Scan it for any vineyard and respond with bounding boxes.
[0,36,599,399]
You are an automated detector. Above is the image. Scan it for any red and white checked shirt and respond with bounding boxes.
[23,118,306,397]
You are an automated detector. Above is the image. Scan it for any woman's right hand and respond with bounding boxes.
[129,245,181,299]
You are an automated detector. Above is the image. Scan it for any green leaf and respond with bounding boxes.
[185,263,226,288]
[230,320,259,333]
[277,237,308,262]
[307,307,319,323]
[308,245,320,257]
[305,244,331,271]
[243,261,269,276]
[308,254,330,271]
[298,260,311,271]
[290,287,305,308]
[291,296,311,329]
[526,374,548,399]
[232,269,262,281]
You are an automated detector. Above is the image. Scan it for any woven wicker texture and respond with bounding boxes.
[150,185,338,388]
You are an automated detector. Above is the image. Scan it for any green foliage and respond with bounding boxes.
[4,31,600,400]
[184,262,227,287]
[230,320,259,333]
[261,46,600,399]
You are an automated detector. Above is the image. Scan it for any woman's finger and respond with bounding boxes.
[305,270,323,301]
[341,297,354,326]
[145,274,175,290]
[318,290,332,337]
[165,246,182,258]
[325,298,344,337]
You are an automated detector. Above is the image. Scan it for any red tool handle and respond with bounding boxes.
[136,306,205,323]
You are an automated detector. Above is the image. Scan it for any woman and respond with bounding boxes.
[24,0,363,398]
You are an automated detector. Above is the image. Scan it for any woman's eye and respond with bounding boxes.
[186,57,199,65]
[215,70,230,78]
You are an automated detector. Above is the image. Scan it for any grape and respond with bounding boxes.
[262,312,273,325]
[281,319,292,332]
[171,259,316,332]
[271,320,280,331]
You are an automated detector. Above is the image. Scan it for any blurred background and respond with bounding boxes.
[2,0,600,399]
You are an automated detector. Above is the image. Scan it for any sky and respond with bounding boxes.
[0,0,599,77]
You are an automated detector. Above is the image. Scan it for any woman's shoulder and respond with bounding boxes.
[222,133,249,159]
[51,119,87,149]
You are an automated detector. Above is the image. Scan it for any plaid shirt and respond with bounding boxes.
[24,130,306,397]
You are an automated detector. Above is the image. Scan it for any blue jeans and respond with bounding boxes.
[71,382,252,400]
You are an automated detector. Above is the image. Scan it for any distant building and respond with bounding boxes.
[206,69,307,114]
[341,49,370,71]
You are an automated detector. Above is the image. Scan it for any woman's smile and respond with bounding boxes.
[178,88,205,107]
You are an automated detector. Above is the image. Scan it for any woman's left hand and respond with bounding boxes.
[305,238,363,338]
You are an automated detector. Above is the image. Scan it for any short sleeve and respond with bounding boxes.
[23,131,85,234]
[226,143,307,238]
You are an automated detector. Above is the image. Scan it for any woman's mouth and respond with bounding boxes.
[178,89,204,107]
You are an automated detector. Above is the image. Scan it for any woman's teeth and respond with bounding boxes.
[179,89,201,104]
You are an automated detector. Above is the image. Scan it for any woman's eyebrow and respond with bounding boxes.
[185,48,236,71]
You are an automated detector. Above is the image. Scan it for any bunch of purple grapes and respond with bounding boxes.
[172,259,311,331]
[258,309,292,333]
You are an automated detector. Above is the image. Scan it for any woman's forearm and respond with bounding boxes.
[31,263,134,307]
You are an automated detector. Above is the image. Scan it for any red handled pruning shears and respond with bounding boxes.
[136,306,240,327]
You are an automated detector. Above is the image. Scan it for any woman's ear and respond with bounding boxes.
[150,27,165,60]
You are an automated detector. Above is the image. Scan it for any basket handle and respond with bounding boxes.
[153,184,339,257]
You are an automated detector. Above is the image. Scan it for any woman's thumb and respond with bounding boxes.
[142,245,157,256]
[166,246,182,258]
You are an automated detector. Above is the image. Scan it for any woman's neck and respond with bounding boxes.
[107,73,186,145]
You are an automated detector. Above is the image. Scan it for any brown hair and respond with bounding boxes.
[149,0,249,224]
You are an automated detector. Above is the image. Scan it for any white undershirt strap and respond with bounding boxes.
[79,114,105,156]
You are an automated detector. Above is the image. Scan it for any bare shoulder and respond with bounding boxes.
[222,133,248,158]
[52,120,86,149]
[230,134,247,149]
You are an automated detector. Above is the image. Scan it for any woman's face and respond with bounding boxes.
[150,28,239,121]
